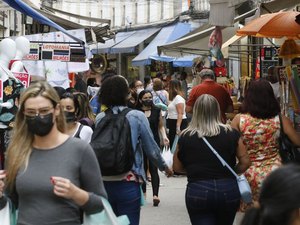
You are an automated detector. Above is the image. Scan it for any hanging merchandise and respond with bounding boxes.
[214,66,227,77]
[208,26,225,67]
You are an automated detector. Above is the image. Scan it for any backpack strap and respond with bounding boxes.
[74,124,84,138]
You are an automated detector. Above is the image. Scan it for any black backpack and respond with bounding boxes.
[90,108,134,176]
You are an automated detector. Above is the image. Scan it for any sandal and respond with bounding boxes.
[153,196,160,207]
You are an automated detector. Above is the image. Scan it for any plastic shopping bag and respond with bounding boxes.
[161,146,173,168]
[83,197,129,225]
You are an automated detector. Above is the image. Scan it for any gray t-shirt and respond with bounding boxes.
[2,137,107,225]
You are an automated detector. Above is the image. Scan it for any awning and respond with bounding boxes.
[157,9,257,58]
[91,31,136,54]
[110,28,160,54]
[221,35,244,58]
[260,0,300,13]
[3,0,84,44]
[132,22,191,66]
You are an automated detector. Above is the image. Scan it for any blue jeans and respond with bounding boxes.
[185,179,240,225]
[104,181,141,225]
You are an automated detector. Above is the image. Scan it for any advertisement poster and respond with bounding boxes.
[13,72,31,88]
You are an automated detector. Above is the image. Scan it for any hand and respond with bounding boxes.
[163,137,169,146]
[0,170,6,198]
[176,127,181,135]
[50,176,89,206]
[164,167,173,177]
[50,176,78,200]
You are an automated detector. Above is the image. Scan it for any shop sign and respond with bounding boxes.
[42,44,70,62]
[23,43,39,61]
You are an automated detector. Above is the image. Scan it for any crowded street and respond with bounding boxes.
[1,0,300,225]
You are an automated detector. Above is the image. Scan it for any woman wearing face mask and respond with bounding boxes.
[0,81,107,225]
[60,92,93,143]
[136,90,169,206]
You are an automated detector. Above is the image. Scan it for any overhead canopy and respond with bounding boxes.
[91,31,136,54]
[110,28,160,54]
[260,0,300,13]
[3,0,84,44]
[157,9,257,58]
[132,22,191,66]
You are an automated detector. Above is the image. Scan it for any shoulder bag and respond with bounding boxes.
[202,137,252,204]
[83,197,129,225]
[278,114,300,164]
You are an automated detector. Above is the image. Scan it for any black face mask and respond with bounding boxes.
[142,100,153,107]
[26,113,54,136]
[64,111,76,123]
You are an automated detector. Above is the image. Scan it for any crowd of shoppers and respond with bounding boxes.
[1,68,300,225]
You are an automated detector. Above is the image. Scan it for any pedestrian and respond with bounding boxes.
[231,79,300,211]
[60,92,93,143]
[241,164,300,225]
[74,92,95,129]
[95,75,173,225]
[0,81,107,225]
[166,79,188,148]
[136,90,169,207]
[173,94,250,225]
[186,69,233,123]
[74,72,87,94]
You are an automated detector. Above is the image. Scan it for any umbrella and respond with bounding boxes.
[279,39,300,59]
[236,11,300,39]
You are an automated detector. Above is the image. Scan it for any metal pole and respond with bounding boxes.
[14,9,17,36]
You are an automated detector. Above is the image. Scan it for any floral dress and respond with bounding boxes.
[239,114,281,211]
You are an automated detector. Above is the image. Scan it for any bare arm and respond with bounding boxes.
[176,102,184,134]
[173,146,186,174]
[158,112,169,146]
[230,114,241,132]
[281,114,300,146]
[235,138,251,174]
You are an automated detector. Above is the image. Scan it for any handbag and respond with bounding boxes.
[202,137,252,204]
[278,114,300,164]
[83,197,129,225]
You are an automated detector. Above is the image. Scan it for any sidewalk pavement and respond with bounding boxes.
[139,172,244,225]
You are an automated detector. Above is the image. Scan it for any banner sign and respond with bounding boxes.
[13,73,31,88]
[23,43,39,61]
[42,44,71,62]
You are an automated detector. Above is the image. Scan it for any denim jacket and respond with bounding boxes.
[95,106,167,181]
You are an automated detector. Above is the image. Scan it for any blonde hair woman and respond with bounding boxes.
[0,81,107,225]
[173,94,250,225]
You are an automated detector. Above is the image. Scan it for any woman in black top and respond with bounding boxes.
[136,90,169,206]
[173,94,250,225]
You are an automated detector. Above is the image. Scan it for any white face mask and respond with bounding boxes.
[136,88,144,95]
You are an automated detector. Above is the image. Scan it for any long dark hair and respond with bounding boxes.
[241,79,280,119]
[168,79,184,101]
[241,164,300,225]
[135,89,153,110]
[99,75,129,107]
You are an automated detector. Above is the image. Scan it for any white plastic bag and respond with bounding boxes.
[161,146,173,168]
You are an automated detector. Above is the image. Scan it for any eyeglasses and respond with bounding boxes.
[24,107,54,118]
